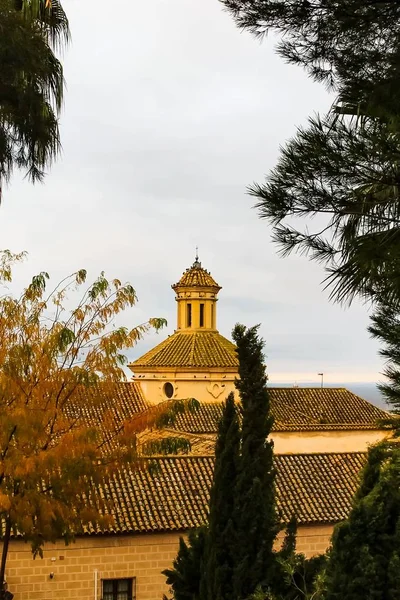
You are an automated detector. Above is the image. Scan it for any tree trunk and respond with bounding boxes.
[0,517,12,600]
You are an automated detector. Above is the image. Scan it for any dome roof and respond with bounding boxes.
[129,331,238,369]
[172,257,221,291]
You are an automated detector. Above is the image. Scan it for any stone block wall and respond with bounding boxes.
[2,525,334,600]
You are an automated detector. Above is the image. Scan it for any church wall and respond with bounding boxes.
[272,429,389,454]
[2,525,334,600]
[136,376,237,404]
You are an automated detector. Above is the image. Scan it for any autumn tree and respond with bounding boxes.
[0,0,68,195]
[0,250,190,593]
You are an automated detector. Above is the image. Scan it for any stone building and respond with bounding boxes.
[1,258,390,600]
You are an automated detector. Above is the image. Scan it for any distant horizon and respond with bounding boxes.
[266,368,384,385]
[269,381,381,385]
[269,380,382,385]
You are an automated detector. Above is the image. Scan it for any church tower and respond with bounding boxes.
[129,256,238,404]
[172,253,221,332]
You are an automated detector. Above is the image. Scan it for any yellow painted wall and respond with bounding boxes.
[175,290,218,331]
[2,525,334,600]
[272,429,389,454]
[136,373,237,404]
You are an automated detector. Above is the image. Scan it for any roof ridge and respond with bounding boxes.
[267,386,347,390]
[274,451,367,458]
[133,451,367,462]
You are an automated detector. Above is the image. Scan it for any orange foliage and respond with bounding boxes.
[0,252,167,561]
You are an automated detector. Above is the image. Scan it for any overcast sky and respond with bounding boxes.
[0,0,385,384]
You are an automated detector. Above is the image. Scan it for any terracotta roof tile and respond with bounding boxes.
[130,331,238,369]
[171,388,389,433]
[172,266,220,290]
[72,384,388,433]
[139,428,216,455]
[68,382,148,429]
[274,453,365,523]
[68,384,388,436]
[270,387,388,430]
[83,452,366,534]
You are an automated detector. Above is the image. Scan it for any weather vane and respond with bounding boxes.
[193,246,201,268]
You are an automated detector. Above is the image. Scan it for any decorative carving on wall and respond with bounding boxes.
[207,382,224,399]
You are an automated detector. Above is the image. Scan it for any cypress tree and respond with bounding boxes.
[232,324,278,599]
[163,528,207,600]
[164,324,279,600]
[324,443,400,600]
[202,392,241,600]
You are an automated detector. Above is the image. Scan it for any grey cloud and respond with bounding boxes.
[0,0,382,383]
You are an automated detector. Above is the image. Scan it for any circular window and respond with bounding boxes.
[164,382,174,399]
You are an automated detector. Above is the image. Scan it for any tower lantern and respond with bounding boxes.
[171,254,221,332]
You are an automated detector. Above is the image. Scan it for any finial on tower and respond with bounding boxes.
[193,247,201,268]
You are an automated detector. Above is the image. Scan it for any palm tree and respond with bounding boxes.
[19,0,70,51]
[0,0,69,198]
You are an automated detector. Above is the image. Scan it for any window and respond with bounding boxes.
[164,382,174,398]
[187,303,192,327]
[211,304,214,328]
[102,578,136,600]
[199,303,204,327]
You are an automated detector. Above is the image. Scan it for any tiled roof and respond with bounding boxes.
[274,452,365,523]
[130,331,238,369]
[172,402,224,433]
[270,387,388,430]
[67,384,388,434]
[172,265,221,290]
[171,388,389,432]
[84,452,366,534]
[68,382,148,429]
[139,428,217,456]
